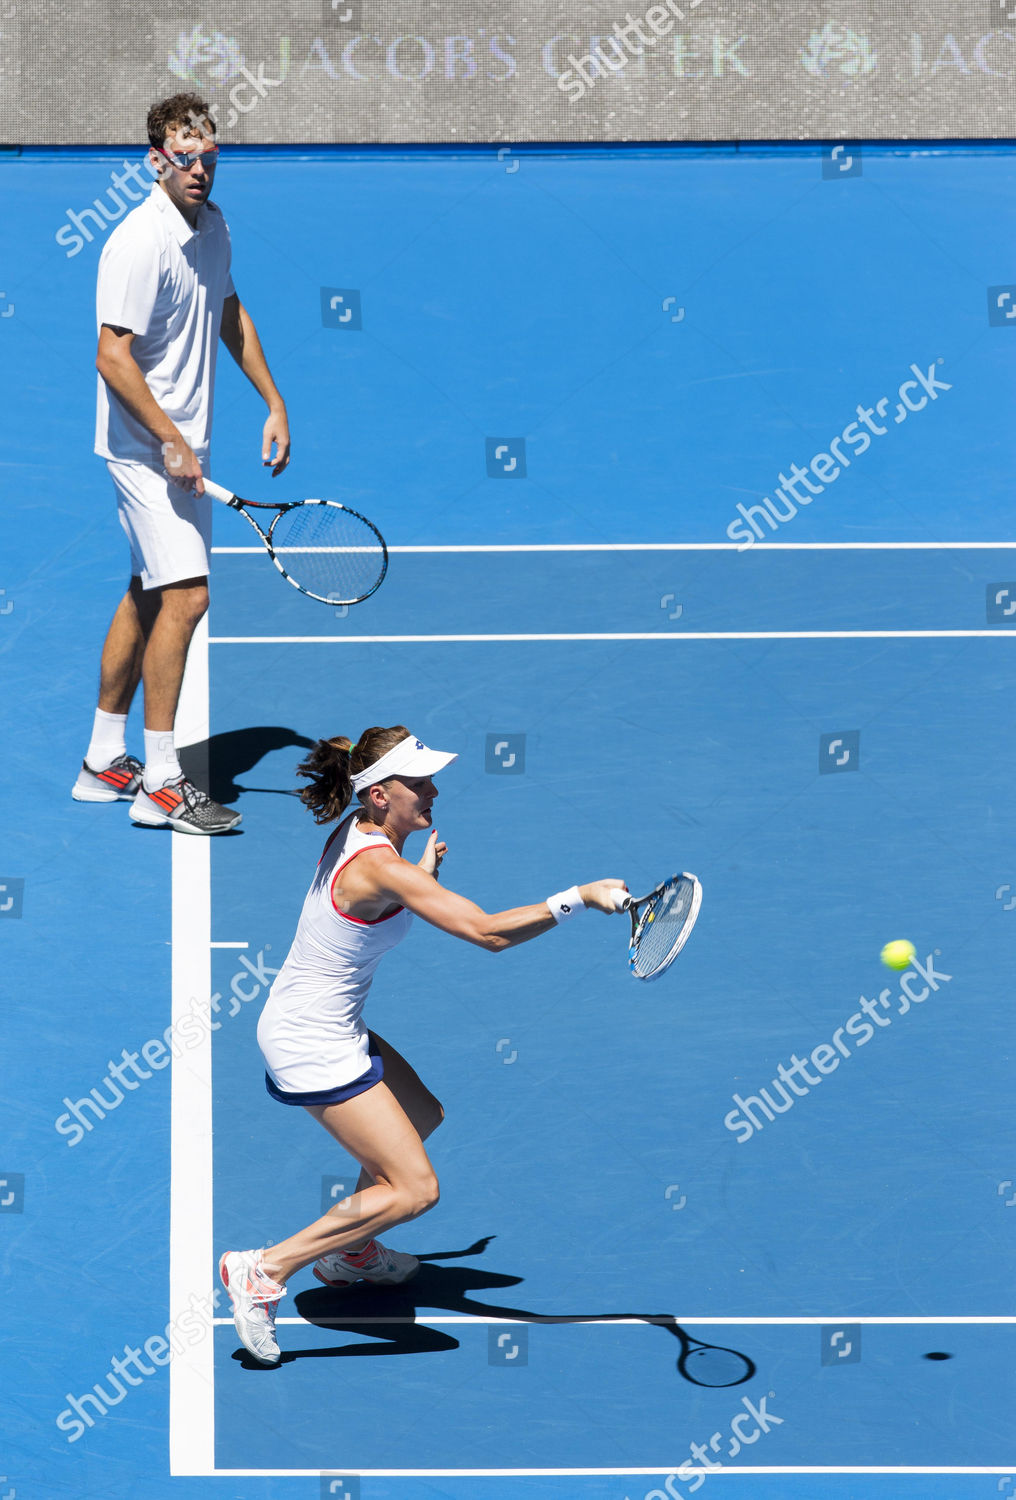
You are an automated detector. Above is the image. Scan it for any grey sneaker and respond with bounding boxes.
[219,1249,286,1366]
[130,775,241,834]
[72,753,144,803]
[313,1239,419,1288]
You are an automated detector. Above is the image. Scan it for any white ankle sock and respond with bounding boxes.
[143,728,182,790]
[85,708,127,769]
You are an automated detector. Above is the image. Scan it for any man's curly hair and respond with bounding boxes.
[147,93,216,149]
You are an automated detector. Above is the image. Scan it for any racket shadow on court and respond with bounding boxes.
[179,726,315,805]
[244,1238,757,1385]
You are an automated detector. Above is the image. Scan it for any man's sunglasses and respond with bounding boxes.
[154,144,220,171]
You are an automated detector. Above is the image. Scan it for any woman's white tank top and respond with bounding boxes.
[256,813,413,1093]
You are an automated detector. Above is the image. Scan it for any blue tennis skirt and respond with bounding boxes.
[264,1030,384,1107]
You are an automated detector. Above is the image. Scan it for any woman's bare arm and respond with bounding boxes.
[364,842,624,952]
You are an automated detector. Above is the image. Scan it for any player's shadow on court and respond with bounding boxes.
[233,1238,757,1383]
[179,726,315,805]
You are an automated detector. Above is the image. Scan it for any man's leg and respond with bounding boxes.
[130,574,240,833]
[96,576,160,715]
[140,574,208,734]
[73,578,158,802]
[81,460,238,831]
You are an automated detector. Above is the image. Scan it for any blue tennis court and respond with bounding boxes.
[2,142,1015,1499]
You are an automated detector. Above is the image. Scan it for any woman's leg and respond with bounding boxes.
[369,1031,444,1139]
[346,1031,444,1197]
[260,1076,439,1285]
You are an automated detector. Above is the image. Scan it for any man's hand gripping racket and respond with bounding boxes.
[611,873,702,981]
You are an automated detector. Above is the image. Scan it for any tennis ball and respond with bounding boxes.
[881,939,916,971]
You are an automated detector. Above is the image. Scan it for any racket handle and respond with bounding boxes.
[202,478,239,506]
[611,888,631,912]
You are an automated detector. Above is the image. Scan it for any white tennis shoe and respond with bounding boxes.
[313,1238,419,1289]
[71,753,144,802]
[218,1249,287,1365]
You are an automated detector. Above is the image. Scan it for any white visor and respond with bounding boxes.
[351,734,457,794]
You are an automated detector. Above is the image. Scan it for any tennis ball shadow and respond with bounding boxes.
[179,726,315,804]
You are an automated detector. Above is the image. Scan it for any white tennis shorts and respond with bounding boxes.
[107,456,212,590]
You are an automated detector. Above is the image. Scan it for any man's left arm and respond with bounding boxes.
[220,292,290,476]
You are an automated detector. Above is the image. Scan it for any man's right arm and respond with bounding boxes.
[96,324,203,492]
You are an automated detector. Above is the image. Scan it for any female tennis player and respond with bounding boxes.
[219,724,624,1365]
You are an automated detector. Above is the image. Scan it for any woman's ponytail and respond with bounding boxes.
[295,737,355,824]
[295,724,410,824]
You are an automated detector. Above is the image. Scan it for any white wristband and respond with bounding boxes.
[546,886,585,924]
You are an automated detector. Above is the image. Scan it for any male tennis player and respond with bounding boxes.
[72,92,289,834]
[219,725,625,1365]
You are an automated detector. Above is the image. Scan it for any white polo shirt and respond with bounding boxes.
[94,182,235,464]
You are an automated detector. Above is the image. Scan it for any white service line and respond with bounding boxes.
[169,619,215,1478]
[210,631,1016,644]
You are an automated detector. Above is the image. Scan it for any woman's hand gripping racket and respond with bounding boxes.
[203,478,387,606]
[612,873,702,981]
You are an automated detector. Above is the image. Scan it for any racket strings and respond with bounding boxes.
[631,881,696,979]
[268,502,386,603]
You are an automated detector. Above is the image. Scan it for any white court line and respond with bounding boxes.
[181,1469,1016,1479]
[210,941,248,949]
[210,631,1016,644]
[211,541,1016,553]
[213,1314,1016,1327]
[183,1468,1016,1478]
[168,618,215,1479]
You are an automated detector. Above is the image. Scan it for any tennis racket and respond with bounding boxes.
[612,873,702,980]
[203,478,387,606]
